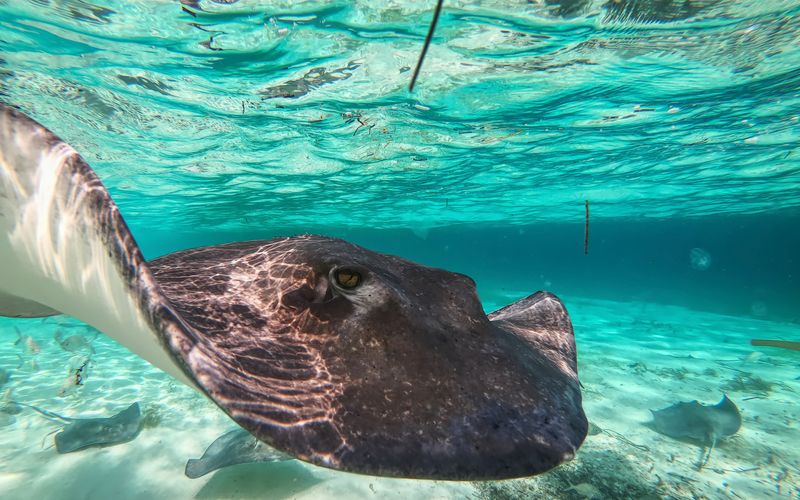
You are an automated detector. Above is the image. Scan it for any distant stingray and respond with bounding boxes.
[20,402,143,453]
[185,428,291,478]
[647,395,741,467]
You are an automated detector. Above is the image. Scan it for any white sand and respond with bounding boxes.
[1,296,798,499]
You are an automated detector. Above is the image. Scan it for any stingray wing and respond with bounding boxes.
[0,104,195,385]
[711,395,742,438]
[185,428,289,478]
[489,291,578,380]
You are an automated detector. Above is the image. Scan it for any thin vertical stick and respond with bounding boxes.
[584,200,589,255]
[409,0,445,92]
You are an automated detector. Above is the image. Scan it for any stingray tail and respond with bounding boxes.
[12,401,73,423]
[698,436,717,470]
[0,104,193,384]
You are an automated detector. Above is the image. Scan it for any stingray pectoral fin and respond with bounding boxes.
[184,428,284,479]
[489,291,579,379]
[713,394,742,437]
[0,104,193,386]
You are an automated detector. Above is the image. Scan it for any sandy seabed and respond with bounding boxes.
[1,295,797,499]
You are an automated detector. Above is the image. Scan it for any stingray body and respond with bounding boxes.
[0,104,587,479]
[648,395,741,466]
[186,428,291,478]
[20,402,142,453]
[55,402,142,453]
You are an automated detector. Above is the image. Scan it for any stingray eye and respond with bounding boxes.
[334,268,362,289]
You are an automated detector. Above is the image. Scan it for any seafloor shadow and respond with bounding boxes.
[194,460,321,499]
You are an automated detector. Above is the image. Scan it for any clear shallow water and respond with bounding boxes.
[2,299,799,499]
[1,0,799,231]
[1,0,799,499]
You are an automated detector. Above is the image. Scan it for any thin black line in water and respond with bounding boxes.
[584,199,590,255]
[409,0,445,92]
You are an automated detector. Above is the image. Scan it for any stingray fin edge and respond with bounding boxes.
[488,291,578,378]
[0,104,195,386]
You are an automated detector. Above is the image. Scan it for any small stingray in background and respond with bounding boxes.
[185,428,291,478]
[54,330,96,354]
[18,402,143,453]
[647,395,741,468]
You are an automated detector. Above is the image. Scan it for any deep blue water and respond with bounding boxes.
[134,212,799,322]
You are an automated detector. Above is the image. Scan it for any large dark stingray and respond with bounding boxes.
[0,104,587,479]
[186,428,291,479]
[20,402,143,453]
[647,395,741,467]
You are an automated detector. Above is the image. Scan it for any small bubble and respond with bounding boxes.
[690,247,711,271]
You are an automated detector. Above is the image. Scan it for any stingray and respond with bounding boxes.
[647,395,741,467]
[20,402,143,453]
[0,104,587,480]
[186,428,291,478]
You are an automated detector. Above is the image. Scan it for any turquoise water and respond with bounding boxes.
[1,0,800,498]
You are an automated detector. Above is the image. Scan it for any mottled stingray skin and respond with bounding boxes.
[648,395,741,445]
[0,103,587,480]
[150,241,587,479]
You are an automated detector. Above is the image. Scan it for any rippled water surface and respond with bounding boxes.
[1,1,799,499]
[1,0,798,232]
